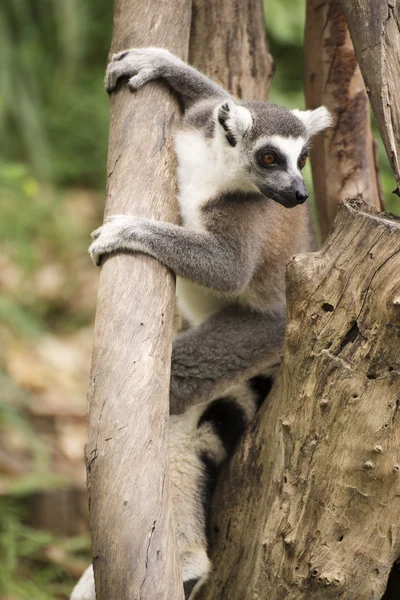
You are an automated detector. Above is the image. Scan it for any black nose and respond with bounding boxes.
[295,190,309,204]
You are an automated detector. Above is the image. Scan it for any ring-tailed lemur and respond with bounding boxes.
[73,48,332,599]
[89,47,331,414]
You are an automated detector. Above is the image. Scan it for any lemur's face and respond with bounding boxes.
[217,101,332,208]
[250,135,309,208]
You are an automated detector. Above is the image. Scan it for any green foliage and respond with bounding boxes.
[0,0,112,186]
[0,497,90,599]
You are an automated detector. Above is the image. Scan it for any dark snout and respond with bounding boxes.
[294,180,309,204]
[259,179,309,208]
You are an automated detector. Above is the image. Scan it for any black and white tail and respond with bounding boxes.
[171,373,273,599]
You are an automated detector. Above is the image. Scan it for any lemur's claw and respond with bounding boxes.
[91,228,101,240]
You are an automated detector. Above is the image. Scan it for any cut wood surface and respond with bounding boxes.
[200,199,400,599]
[85,1,190,599]
[305,0,383,240]
[341,0,400,199]
[189,0,274,100]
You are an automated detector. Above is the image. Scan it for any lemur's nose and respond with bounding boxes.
[295,190,309,203]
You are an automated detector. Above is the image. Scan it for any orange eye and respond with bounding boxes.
[262,153,276,165]
[298,155,307,169]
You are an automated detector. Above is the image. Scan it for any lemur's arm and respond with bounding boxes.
[105,48,231,107]
[89,215,252,292]
[170,304,285,414]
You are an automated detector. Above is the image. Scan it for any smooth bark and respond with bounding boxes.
[340,0,400,198]
[189,0,274,100]
[200,199,400,599]
[85,1,190,598]
[305,0,383,240]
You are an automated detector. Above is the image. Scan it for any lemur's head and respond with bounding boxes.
[215,100,332,208]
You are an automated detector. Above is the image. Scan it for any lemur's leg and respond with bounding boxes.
[105,48,230,108]
[89,216,252,293]
[170,304,284,414]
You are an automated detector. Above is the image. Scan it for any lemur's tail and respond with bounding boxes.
[171,373,274,600]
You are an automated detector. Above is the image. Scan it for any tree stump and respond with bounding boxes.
[201,198,400,600]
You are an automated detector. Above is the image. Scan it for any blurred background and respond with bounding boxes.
[0,1,398,598]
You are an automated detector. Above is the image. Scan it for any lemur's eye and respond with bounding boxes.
[262,153,276,165]
[298,154,308,170]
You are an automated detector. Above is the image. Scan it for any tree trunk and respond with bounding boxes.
[85,1,190,599]
[305,0,383,240]
[340,0,400,197]
[189,0,274,100]
[200,199,400,600]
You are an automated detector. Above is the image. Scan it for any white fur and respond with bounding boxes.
[291,106,333,137]
[176,278,230,326]
[254,134,307,174]
[175,122,253,231]
[174,111,255,325]
[70,565,95,600]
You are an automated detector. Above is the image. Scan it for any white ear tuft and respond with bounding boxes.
[216,101,252,147]
[292,106,333,138]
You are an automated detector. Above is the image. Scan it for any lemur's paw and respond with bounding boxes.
[181,548,211,600]
[89,215,146,266]
[89,215,130,266]
[105,47,176,93]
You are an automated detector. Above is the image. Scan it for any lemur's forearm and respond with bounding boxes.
[90,216,250,292]
[170,305,285,414]
[105,48,230,108]
[161,62,230,105]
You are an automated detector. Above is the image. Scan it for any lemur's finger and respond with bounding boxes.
[104,65,120,93]
[91,228,102,240]
[88,244,101,267]
[128,68,156,91]
[112,50,130,62]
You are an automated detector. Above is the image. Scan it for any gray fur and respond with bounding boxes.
[170,304,284,413]
[90,212,253,292]
[105,48,230,108]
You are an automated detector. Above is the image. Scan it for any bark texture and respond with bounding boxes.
[305,0,383,240]
[340,0,400,198]
[200,199,400,600]
[189,0,274,100]
[85,1,190,599]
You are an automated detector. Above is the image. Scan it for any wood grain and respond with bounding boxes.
[200,199,400,599]
[189,0,274,100]
[305,0,383,241]
[85,0,190,598]
[341,0,400,199]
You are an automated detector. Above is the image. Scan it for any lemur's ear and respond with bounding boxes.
[216,101,253,147]
[292,106,333,138]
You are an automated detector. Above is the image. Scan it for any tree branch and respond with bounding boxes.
[305,0,383,240]
[85,1,191,598]
[340,0,400,198]
[189,0,274,100]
